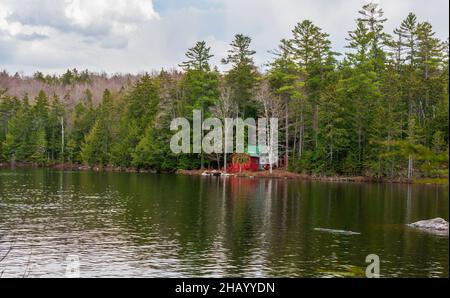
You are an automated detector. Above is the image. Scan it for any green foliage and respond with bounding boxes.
[222,34,259,118]
[69,89,97,163]
[132,123,177,172]
[180,41,214,72]
[291,151,314,174]
[111,75,160,167]
[0,2,448,179]
[181,69,220,116]
[31,127,47,164]
[2,92,51,164]
[0,93,21,160]
[80,89,114,166]
[3,96,33,161]
[47,94,65,161]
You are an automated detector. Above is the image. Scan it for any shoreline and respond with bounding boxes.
[2,162,447,186]
[0,162,153,173]
[176,169,449,186]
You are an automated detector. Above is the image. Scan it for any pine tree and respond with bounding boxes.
[180,41,213,72]
[33,90,49,128]
[69,89,96,163]
[357,2,389,70]
[30,91,50,163]
[0,93,21,161]
[81,89,115,166]
[3,92,51,163]
[268,38,303,169]
[341,16,383,174]
[290,20,338,156]
[415,22,444,144]
[369,72,403,177]
[132,121,176,172]
[31,127,47,165]
[222,34,259,118]
[2,96,30,162]
[111,75,160,167]
[179,41,220,170]
[47,94,65,161]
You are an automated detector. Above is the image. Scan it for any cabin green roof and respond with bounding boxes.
[246,145,263,158]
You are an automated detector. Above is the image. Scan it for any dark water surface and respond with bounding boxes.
[0,169,448,278]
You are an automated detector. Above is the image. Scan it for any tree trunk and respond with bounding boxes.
[200,105,204,171]
[299,109,304,159]
[314,104,319,149]
[61,116,64,163]
[408,155,413,179]
[285,97,289,170]
[224,153,227,174]
[293,114,298,161]
[268,120,273,175]
[330,133,334,165]
[358,127,362,167]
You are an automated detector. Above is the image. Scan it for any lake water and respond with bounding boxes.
[0,169,448,278]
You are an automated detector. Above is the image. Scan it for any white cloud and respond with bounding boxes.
[208,0,449,69]
[0,0,448,75]
[64,0,159,34]
[0,0,159,42]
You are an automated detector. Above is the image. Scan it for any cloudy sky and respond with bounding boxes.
[0,0,448,75]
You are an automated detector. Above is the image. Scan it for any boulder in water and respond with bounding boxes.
[408,218,449,235]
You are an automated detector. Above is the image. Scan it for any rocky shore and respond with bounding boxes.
[176,169,448,185]
[1,163,447,185]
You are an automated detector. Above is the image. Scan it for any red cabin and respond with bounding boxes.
[228,153,259,173]
[227,145,263,173]
[225,146,284,174]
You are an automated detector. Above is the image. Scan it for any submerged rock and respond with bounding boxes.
[314,228,361,235]
[317,265,366,278]
[408,218,449,236]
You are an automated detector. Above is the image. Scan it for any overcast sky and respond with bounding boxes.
[0,0,448,75]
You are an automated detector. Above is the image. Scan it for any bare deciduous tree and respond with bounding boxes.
[256,80,284,173]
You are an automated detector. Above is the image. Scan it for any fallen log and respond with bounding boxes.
[314,228,361,236]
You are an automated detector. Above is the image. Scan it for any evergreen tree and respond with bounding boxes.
[290,20,338,159]
[31,127,47,164]
[111,75,160,167]
[47,94,65,161]
[132,119,177,172]
[341,17,382,174]
[180,41,213,72]
[222,34,259,118]
[357,2,389,70]
[0,93,21,160]
[81,89,114,166]
[415,22,444,144]
[69,89,96,163]
[0,2,447,179]
[179,41,220,169]
[268,38,303,169]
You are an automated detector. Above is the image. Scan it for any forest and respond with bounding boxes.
[0,3,448,179]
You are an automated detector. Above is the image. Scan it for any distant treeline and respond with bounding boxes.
[0,68,143,107]
[0,3,448,178]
